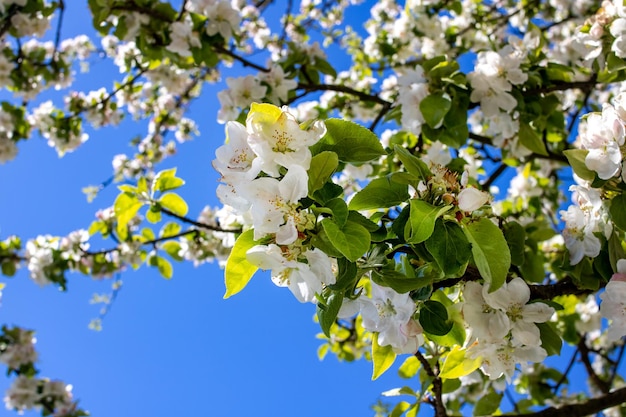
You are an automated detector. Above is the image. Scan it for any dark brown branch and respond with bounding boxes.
[481,163,508,190]
[501,386,626,417]
[369,102,392,131]
[415,351,447,417]
[578,334,611,394]
[525,75,598,95]
[212,44,270,72]
[297,82,392,106]
[528,277,595,300]
[160,207,242,233]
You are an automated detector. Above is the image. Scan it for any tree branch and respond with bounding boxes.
[501,386,626,417]
[160,207,242,233]
[297,82,392,106]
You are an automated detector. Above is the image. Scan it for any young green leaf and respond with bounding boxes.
[406,200,451,244]
[224,230,259,298]
[439,346,482,379]
[159,193,189,217]
[372,334,397,380]
[393,145,433,181]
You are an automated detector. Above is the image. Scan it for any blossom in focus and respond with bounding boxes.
[246,103,326,176]
[246,244,335,303]
[600,259,626,342]
[457,187,489,212]
[359,281,422,354]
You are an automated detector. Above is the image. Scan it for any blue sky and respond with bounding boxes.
[0,2,415,416]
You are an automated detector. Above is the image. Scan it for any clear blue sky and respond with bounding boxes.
[0,2,413,416]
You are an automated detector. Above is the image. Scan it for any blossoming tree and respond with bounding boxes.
[1,0,626,415]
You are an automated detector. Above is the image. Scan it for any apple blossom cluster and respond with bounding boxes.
[214,103,340,302]
[23,230,89,287]
[467,45,528,155]
[560,183,607,265]
[177,205,242,267]
[217,68,298,123]
[0,326,85,417]
[463,278,555,381]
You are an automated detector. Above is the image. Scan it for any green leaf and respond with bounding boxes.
[114,192,144,240]
[426,291,466,346]
[311,119,386,163]
[372,334,397,380]
[463,218,511,292]
[425,220,471,276]
[419,300,453,336]
[161,241,183,261]
[224,230,259,298]
[520,249,546,283]
[610,193,626,232]
[308,151,339,195]
[317,291,343,337]
[420,93,452,128]
[320,219,371,262]
[146,205,162,223]
[159,193,189,217]
[503,221,526,267]
[329,257,358,291]
[1,261,16,276]
[473,391,503,416]
[398,356,420,379]
[519,123,548,156]
[160,222,182,237]
[150,255,173,279]
[371,269,432,294]
[393,145,433,181]
[349,176,409,211]
[153,168,185,193]
[439,346,482,379]
[406,200,451,244]
[537,321,562,356]
[563,149,596,182]
[326,198,349,227]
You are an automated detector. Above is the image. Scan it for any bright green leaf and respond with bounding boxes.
[393,145,433,181]
[224,230,259,298]
[159,193,189,217]
[406,200,451,244]
[439,345,482,379]
[372,334,397,380]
